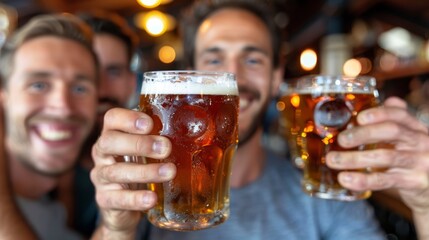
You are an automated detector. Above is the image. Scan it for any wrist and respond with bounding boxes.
[99,224,136,240]
[413,209,429,240]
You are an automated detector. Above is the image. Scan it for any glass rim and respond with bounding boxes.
[278,75,379,96]
[296,74,377,88]
[298,74,376,81]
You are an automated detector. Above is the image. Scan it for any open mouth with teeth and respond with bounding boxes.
[40,128,72,141]
[239,97,249,111]
[36,124,76,142]
[238,86,260,113]
[239,93,255,112]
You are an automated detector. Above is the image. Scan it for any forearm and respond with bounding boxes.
[413,210,429,240]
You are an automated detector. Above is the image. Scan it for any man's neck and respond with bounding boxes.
[8,154,58,199]
[230,128,266,188]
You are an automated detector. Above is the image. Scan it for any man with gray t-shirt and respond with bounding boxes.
[89,1,429,240]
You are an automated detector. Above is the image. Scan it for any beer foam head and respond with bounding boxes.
[142,72,238,95]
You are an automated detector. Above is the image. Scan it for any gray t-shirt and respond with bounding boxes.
[139,151,385,240]
[17,196,83,240]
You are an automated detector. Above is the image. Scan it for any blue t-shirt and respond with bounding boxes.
[138,151,385,240]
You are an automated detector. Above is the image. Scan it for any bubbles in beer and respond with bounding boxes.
[215,104,238,147]
[193,145,223,177]
[172,105,211,141]
[314,97,352,138]
[192,145,223,210]
[165,177,180,204]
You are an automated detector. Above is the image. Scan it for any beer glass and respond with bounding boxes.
[294,75,379,201]
[139,71,239,231]
[278,80,304,168]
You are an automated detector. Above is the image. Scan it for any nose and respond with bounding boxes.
[46,83,73,116]
[225,60,245,86]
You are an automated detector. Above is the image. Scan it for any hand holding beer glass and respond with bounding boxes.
[288,75,380,201]
[139,71,239,231]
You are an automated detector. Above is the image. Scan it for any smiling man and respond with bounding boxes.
[143,1,384,239]
[88,1,384,239]
[0,14,98,239]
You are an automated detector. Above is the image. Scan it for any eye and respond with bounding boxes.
[244,57,262,65]
[72,84,89,95]
[205,58,222,66]
[28,81,48,92]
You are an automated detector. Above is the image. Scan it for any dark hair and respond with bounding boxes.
[181,0,283,68]
[0,14,98,87]
[79,10,139,65]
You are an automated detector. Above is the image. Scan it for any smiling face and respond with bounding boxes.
[1,36,97,176]
[194,8,282,145]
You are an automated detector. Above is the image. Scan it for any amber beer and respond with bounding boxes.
[295,75,379,201]
[140,71,239,231]
[278,81,304,168]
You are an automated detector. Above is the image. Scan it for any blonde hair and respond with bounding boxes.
[0,14,98,87]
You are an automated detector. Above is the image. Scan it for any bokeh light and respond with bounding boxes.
[158,45,176,64]
[300,49,317,71]
[357,57,372,74]
[137,0,161,8]
[343,58,362,77]
[134,10,176,37]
